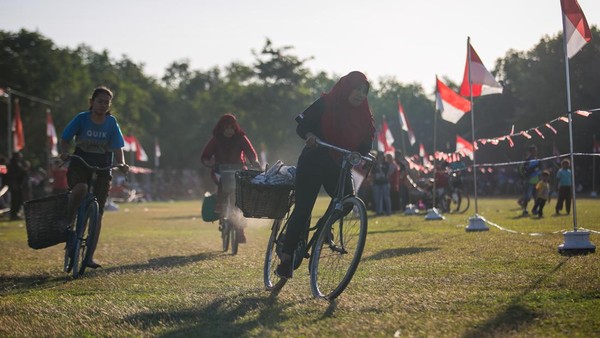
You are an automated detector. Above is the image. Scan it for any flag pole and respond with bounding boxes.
[561,10,578,232]
[558,2,594,254]
[593,134,597,197]
[6,89,12,158]
[425,78,444,220]
[465,37,488,231]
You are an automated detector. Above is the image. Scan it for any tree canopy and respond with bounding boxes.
[0,28,598,174]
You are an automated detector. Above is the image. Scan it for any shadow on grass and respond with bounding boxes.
[122,290,291,337]
[150,214,201,221]
[362,247,439,261]
[0,252,221,295]
[0,274,67,296]
[97,251,221,275]
[462,258,569,338]
[367,228,413,235]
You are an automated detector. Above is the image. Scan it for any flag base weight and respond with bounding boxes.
[466,214,489,232]
[425,208,444,220]
[558,230,596,255]
[404,204,418,215]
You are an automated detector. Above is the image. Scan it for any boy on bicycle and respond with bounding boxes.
[59,86,129,269]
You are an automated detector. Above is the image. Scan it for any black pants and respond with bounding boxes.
[9,189,23,219]
[282,147,352,255]
[555,186,571,214]
[532,198,547,217]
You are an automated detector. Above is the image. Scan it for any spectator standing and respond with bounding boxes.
[555,159,572,215]
[372,152,393,215]
[5,152,27,220]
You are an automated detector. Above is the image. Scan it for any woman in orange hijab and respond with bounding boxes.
[277,71,375,278]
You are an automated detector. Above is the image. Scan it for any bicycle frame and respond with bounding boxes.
[65,155,119,278]
[304,140,373,248]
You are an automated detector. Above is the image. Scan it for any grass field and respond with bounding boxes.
[1,197,599,337]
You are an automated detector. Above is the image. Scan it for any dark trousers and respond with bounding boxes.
[555,186,572,214]
[9,189,23,219]
[282,147,352,255]
[532,198,547,217]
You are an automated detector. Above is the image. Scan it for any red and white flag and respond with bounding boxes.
[459,40,503,97]
[377,118,395,154]
[12,98,25,152]
[436,77,471,124]
[398,99,416,146]
[456,135,474,160]
[123,135,148,162]
[561,0,592,59]
[46,109,58,156]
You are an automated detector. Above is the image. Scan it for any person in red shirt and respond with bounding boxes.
[50,160,69,194]
[201,114,260,243]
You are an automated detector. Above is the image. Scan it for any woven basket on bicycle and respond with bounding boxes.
[235,170,294,219]
[24,192,70,249]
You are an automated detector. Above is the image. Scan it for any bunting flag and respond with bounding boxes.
[459,40,503,97]
[436,77,471,124]
[155,138,161,167]
[397,99,416,145]
[561,0,592,59]
[123,135,148,162]
[12,98,25,152]
[377,118,395,153]
[456,135,474,160]
[46,109,58,156]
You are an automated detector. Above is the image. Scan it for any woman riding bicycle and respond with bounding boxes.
[201,114,260,244]
[59,86,129,269]
[276,71,375,278]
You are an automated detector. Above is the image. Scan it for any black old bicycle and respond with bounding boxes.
[263,139,374,300]
[63,155,125,278]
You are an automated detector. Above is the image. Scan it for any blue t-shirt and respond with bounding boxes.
[556,168,572,187]
[61,111,125,167]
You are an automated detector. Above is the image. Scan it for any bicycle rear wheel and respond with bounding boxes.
[230,225,238,255]
[72,201,98,278]
[221,219,230,252]
[453,190,470,214]
[264,218,287,291]
[309,196,368,300]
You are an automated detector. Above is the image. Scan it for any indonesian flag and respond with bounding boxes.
[46,109,58,156]
[436,77,471,124]
[123,135,148,162]
[459,39,503,97]
[398,99,416,146]
[561,0,592,59]
[377,118,395,153]
[456,135,474,160]
[12,98,25,152]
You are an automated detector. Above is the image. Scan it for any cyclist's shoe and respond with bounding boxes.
[85,259,102,269]
[237,228,247,244]
[275,253,293,279]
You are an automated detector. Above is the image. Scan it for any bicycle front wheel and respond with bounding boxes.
[264,218,287,291]
[309,196,368,300]
[72,201,99,279]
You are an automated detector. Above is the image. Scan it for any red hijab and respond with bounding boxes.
[212,114,245,141]
[320,71,375,151]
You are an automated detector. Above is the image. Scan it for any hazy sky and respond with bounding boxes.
[2,0,598,92]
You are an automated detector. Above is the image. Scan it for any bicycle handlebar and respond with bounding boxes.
[67,154,126,172]
[315,139,374,164]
